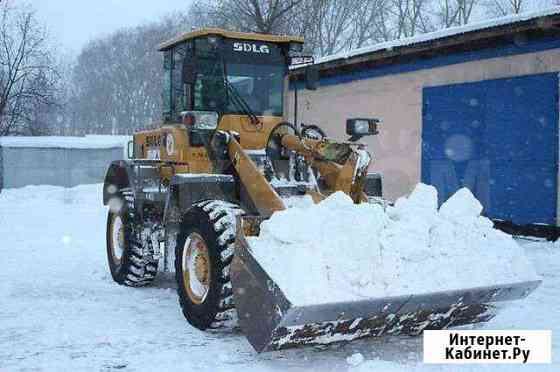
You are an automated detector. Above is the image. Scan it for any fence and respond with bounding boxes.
[0,136,128,190]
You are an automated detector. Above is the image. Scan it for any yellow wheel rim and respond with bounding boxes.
[109,214,125,265]
[183,232,211,304]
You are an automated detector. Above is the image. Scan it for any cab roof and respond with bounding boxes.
[158,28,304,51]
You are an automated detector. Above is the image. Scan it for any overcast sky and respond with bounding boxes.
[31,0,191,53]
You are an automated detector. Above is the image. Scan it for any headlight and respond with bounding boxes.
[346,118,380,138]
[181,111,219,130]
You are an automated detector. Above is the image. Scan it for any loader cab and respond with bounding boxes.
[158,29,304,124]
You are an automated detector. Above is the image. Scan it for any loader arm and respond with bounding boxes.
[226,131,371,215]
[227,134,286,216]
[280,134,371,202]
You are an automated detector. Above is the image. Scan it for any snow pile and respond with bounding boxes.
[248,184,538,306]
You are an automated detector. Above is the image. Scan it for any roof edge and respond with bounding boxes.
[291,7,560,75]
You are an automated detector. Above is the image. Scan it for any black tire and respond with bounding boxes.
[175,200,243,330]
[106,188,158,287]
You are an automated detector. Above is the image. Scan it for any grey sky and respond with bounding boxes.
[32,0,191,52]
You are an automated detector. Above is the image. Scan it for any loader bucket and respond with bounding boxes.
[230,215,542,353]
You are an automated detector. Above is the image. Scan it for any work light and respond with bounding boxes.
[354,120,370,134]
[346,118,379,140]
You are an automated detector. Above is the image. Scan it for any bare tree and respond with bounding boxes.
[312,0,356,55]
[69,12,191,135]
[347,0,391,47]
[206,0,306,33]
[434,0,479,27]
[0,1,60,136]
[191,0,392,55]
[188,0,322,52]
[312,0,397,54]
[458,0,479,24]
[390,0,435,38]
[483,0,526,16]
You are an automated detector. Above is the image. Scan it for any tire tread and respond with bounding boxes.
[175,200,243,329]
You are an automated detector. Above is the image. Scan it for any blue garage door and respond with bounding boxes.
[422,73,559,225]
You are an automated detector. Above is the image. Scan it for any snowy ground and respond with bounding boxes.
[0,184,558,371]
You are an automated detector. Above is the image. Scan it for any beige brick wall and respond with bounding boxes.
[286,49,560,201]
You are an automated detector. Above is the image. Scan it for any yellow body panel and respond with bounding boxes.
[133,115,284,182]
[158,28,303,51]
[217,115,284,149]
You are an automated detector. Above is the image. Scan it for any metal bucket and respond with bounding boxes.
[230,215,542,352]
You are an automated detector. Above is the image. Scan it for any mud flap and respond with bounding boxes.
[230,216,542,352]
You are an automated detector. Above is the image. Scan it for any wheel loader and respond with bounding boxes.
[102,28,541,352]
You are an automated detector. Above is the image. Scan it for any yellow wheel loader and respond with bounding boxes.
[103,28,540,352]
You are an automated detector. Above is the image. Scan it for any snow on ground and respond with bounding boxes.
[0,184,558,371]
[249,185,537,306]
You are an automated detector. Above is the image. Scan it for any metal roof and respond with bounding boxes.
[291,7,560,76]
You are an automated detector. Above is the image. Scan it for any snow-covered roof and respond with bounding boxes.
[0,135,131,149]
[302,7,560,68]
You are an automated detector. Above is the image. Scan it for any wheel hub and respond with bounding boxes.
[111,215,125,263]
[183,233,211,304]
[194,253,209,284]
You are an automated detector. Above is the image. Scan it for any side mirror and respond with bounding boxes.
[305,65,319,91]
[346,118,380,142]
[182,57,196,85]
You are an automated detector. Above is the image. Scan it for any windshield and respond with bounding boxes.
[226,64,284,117]
[192,58,285,117]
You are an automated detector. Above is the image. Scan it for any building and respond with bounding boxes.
[288,8,560,232]
[0,136,128,190]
